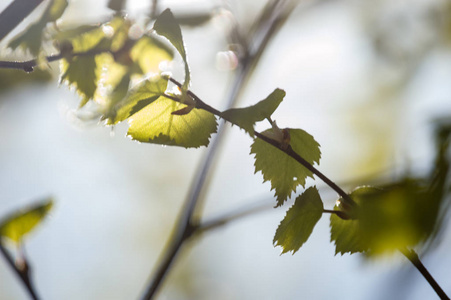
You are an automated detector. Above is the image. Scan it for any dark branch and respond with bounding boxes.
[0,0,44,42]
[0,49,111,72]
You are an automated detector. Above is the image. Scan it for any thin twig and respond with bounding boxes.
[0,49,111,72]
[168,77,357,209]
[399,247,450,300]
[0,242,40,300]
[141,3,297,299]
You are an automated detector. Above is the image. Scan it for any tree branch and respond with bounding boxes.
[0,0,44,42]
[141,3,297,299]
[0,49,111,72]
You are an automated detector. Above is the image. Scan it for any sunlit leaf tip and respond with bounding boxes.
[153,9,190,90]
[274,186,323,254]
[251,128,321,206]
[0,198,54,244]
[221,88,285,136]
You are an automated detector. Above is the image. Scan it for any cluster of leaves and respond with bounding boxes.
[3,1,451,263]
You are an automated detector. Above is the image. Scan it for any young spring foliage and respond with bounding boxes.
[221,88,285,136]
[273,186,323,254]
[0,198,53,244]
[153,9,191,90]
[251,128,321,207]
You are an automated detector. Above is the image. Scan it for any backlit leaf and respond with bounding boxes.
[59,17,128,107]
[8,0,68,55]
[0,198,53,243]
[127,96,217,148]
[274,186,323,254]
[109,75,168,124]
[251,128,321,206]
[330,182,441,256]
[221,89,285,136]
[46,0,68,22]
[130,35,174,74]
[60,56,97,106]
[153,9,190,89]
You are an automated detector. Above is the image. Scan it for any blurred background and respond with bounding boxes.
[1,0,451,299]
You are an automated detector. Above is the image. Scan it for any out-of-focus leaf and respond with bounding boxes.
[176,13,212,27]
[251,128,321,207]
[108,0,126,12]
[46,0,68,22]
[130,35,174,74]
[8,0,68,55]
[153,9,190,89]
[330,181,443,256]
[221,89,285,136]
[274,186,323,254]
[127,96,217,148]
[108,75,168,124]
[0,198,53,243]
[8,19,47,55]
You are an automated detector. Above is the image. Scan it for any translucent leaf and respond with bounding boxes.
[130,36,174,74]
[0,198,53,243]
[60,56,97,106]
[127,97,217,148]
[67,17,126,53]
[251,128,321,206]
[330,182,441,256]
[46,0,68,22]
[153,9,190,89]
[221,89,285,136]
[59,17,128,107]
[274,186,323,254]
[109,75,168,124]
[8,0,68,55]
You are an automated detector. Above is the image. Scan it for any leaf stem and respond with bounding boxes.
[0,242,40,300]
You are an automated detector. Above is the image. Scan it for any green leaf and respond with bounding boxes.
[251,128,321,207]
[58,17,129,107]
[153,9,190,89]
[130,35,174,74]
[8,0,68,55]
[46,0,68,22]
[0,198,53,243]
[127,96,217,148]
[221,89,285,136]
[60,56,97,106]
[108,75,168,124]
[274,186,323,254]
[330,182,441,256]
[108,0,126,12]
